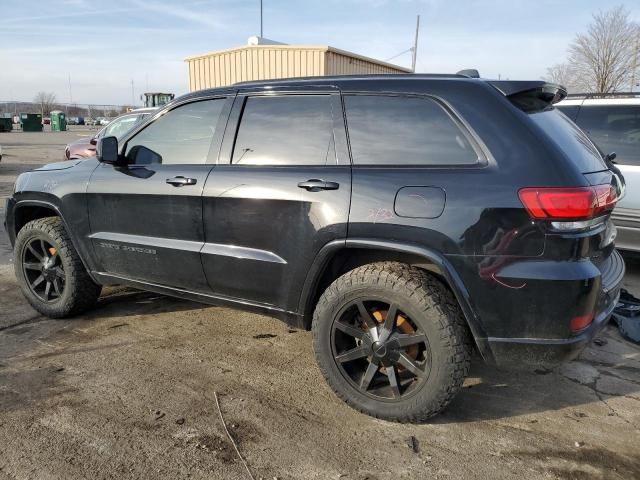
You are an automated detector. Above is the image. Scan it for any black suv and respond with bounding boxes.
[4,75,625,422]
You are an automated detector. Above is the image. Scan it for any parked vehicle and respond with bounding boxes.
[4,75,625,422]
[64,108,156,160]
[557,94,640,252]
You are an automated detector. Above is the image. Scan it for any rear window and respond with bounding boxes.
[574,105,640,167]
[530,108,606,173]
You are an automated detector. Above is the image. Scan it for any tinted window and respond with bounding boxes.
[232,95,335,166]
[555,105,579,121]
[575,105,640,166]
[126,99,224,165]
[530,109,607,173]
[344,95,480,166]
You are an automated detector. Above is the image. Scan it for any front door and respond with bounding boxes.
[86,96,232,292]
[200,90,352,312]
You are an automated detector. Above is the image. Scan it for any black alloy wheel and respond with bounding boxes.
[331,299,430,401]
[22,236,66,302]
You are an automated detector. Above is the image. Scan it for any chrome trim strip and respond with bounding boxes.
[88,231,202,252]
[89,232,286,264]
[201,242,287,264]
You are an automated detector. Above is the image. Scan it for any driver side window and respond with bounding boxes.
[125,99,225,165]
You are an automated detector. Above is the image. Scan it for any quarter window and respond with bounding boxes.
[344,95,480,166]
[126,99,225,165]
[232,95,336,166]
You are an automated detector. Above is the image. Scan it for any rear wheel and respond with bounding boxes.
[312,262,471,422]
[14,217,101,318]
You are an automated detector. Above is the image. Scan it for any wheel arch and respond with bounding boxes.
[10,199,63,244]
[298,238,493,362]
[10,199,100,285]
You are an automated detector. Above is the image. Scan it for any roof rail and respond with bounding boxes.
[565,91,640,99]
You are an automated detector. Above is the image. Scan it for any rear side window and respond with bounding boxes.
[574,105,640,167]
[529,109,606,173]
[344,95,481,166]
[232,95,336,166]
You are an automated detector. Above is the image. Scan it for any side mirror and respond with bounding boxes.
[89,137,97,146]
[97,136,121,165]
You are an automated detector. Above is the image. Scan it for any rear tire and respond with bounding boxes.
[14,217,101,318]
[312,262,471,422]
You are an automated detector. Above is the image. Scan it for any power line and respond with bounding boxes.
[385,48,413,63]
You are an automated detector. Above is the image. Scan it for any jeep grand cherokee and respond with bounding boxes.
[4,74,624,422]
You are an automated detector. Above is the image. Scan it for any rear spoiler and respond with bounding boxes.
[488,80,567,112]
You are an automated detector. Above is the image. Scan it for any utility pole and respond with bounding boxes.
[68,73,73,104]
[260,0,263,38]
[411,15,420,73]
[631,38,639,92]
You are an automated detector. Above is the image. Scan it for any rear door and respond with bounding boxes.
[200,87,351,312]
[87,95,232,291]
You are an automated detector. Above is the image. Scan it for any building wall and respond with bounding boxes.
[325,50,410,75]
[186,46,326,91]
[185,45,410,91]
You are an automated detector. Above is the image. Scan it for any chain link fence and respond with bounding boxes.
[0,101,136,127]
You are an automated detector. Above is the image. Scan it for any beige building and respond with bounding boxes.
[184,40,412,92]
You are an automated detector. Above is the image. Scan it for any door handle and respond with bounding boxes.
[166,176,197,187]
[297,179,340,192]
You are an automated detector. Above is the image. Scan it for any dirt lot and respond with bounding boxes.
[0,130,639,480]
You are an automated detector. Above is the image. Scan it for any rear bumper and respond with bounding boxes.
[487,286,620,368]
[482,249,625,368]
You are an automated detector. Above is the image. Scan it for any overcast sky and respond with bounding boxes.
[1,0,639,106]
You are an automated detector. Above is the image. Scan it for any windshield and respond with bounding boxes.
[574,105,640,167]
[530,108,607,173]
[99,113,148,141]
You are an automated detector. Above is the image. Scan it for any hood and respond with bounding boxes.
[34,160,83,171]
[68,135,95,147]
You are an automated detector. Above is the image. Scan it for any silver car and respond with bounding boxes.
[556,95,640,251]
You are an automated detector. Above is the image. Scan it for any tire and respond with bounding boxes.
[14,216,101,318]
[312,262,471,423]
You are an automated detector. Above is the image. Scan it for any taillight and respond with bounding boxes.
[570,312,594,333]
[518,185,617,220]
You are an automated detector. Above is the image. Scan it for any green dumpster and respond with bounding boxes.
[50,110,67,132]
[20,113,43,132]
[0,116,11,132]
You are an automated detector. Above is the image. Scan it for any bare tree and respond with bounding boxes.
[568,6,640,93]
[544,63,588,92]
[33,92,57,116]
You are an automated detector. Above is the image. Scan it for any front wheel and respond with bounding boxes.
[312,262,471,422]
[14,217,101,318]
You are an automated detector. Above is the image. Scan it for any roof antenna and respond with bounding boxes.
[457,69,480,78]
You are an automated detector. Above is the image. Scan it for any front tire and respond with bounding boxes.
[14,217,101,318]
[312,262,471,422]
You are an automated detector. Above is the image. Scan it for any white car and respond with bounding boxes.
[556,95,640,251]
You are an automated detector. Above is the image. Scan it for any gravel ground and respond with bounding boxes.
[0,130,639,480]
